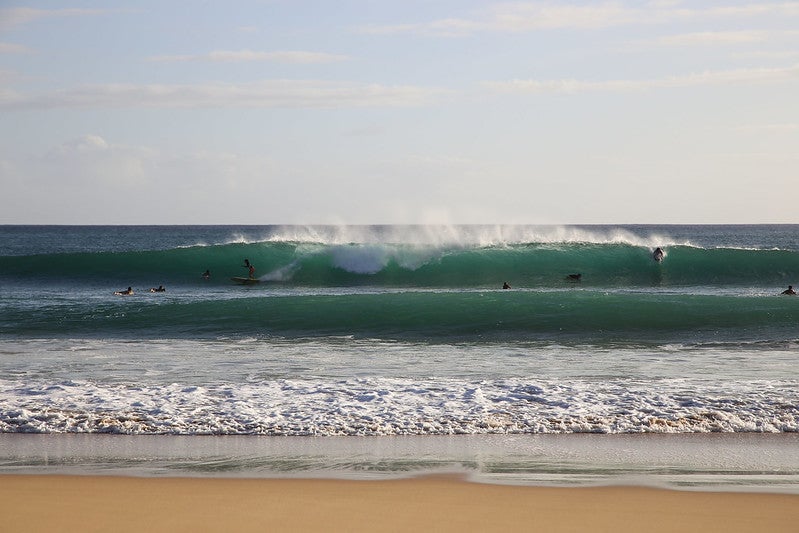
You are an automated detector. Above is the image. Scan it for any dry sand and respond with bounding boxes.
[2,475,797,533]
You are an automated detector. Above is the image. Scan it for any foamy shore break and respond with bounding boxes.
[2,475,798,533]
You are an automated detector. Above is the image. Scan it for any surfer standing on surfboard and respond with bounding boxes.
[243,259,255,279]
[653,248,664,262]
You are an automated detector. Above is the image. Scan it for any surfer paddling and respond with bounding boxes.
[114,287,133,296]
[782,285,796,295]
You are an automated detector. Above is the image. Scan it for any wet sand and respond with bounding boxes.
[2,475,798,533]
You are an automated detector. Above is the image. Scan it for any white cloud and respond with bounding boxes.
[0,135,285,223]
[0,80,444,110]
[13,135,155,192]
[735,50,799,59]
[647,0,684,8]
[361,4,639,35]
[700,3,799,18]
[360,2,799,36]
[654,30,769,46]
[485,65,799,93]
[0,7,107,30]
[148,49,351,64]
[652,29,799,46]
[483,3,641,31]
[58,134,109,152]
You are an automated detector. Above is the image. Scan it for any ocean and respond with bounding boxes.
[1,224,798,490]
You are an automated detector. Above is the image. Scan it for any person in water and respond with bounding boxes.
[150,285,165,292]
[566,273,582,282]
[202,270,210,280]
[782,285,796,295]
[243,259,255,279]
[115,287,133,295]
[502,282,511,289]
[653,247,664,262]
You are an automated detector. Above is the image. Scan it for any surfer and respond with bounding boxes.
[114,287,133,296]
[566,273,582,282]
[149,285,165,292]
[502,282,511,289]
[653,247,664,262]
[202,270,210,280]
[243,259,255,279]
[782,285,796,295]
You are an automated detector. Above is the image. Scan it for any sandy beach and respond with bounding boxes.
[2,475,797,533]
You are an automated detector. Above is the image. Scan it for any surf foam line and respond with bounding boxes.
[1,376,796,435]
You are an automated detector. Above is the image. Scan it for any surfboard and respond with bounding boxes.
[230,277,260,285]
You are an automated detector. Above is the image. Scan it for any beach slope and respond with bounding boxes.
[2,475,798,533]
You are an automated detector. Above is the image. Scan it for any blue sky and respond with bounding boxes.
[1,1,798,224]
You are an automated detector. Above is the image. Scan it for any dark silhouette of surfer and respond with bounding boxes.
[202,270,210,280]
[502,282,511,289]
[653,248,664,262]
[782,285,796,295]
[149,285,165,292]
[243,259,255,279]
[566,274,582,282]
[115,287,133,296]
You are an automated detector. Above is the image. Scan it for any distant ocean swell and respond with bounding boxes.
[1,377,796,435]
[2,241,799,288]
[4,291,799,342]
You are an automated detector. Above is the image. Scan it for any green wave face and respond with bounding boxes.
[5,291,798,344]
[3,241,798,289]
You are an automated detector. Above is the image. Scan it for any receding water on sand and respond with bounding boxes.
[2,434,798,492]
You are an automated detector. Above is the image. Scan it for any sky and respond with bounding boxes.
[1,1,798,225]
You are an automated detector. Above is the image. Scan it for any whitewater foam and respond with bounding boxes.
[232,224,687,248]
[2,376,796,435]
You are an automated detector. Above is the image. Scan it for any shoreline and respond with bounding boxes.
[2,433,798,493]
[2,474,798,532]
